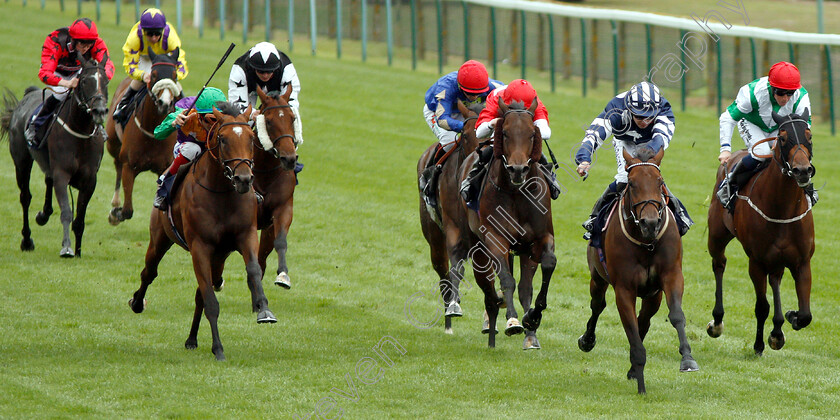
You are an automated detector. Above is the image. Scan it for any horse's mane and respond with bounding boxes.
[213,101,240,117]
[634,147,656,163]
[265,90,290,103]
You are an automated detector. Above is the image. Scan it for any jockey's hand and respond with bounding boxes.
[488,117,501,129]
[576,161,591,178]
[718,150,731,165]
[250,108,261,120]
[143,72,152,84]
[174,110,189,127]
[58,78,78,88]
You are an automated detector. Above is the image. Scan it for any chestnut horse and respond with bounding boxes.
[707,110,815,355]
[1,53,110,257]
[129,104,276,361]
[459,98,556,349]
[105,48,181,224]
[577,147,698,394]
[417,100,481,334]
[252,86,299,289]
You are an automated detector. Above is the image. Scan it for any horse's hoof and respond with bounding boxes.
[20,238,34,251]
[445,301,463,318]
[444,327,453,335]
[185,338,197,350]
[680,358,699,372]
[214,352,226,361]
[578,334,596,352]
[496,290,506,308]
[35,211,49,226]
[121,209,133,220]
[128,297,146,313]
[481,312,498,334]
[274,272,291,289]
[706,320,723,338]
[768,332,785,350]
[257,309,277,323]
[505,318,524,336]
[60,247,74,258]
[108,208,122,226]
[785,311,811,330]
[522,308,542,331]
[523,334,541,350]
[213,277,225,292]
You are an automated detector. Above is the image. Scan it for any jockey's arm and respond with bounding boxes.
[122,28,144,82]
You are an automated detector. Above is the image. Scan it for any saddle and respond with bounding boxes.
[588,196,620,250]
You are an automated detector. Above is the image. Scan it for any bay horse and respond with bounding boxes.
[1,52,110,257]
[707,110,815,355]
[252,85,298,289]
[459,98,556,349]
[105,48,181,224]
[417,100,481,334]
[577,147,698,394]
[128,103,276,361]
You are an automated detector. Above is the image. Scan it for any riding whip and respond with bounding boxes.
[183,42,236,115]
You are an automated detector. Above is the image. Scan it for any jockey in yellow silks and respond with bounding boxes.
[113,8,188,120]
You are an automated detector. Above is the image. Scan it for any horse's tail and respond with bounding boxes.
[0,86,36,143]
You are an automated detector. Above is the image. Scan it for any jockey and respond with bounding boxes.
[25,18,115,144]
[419,60,504,208]
[113,8,188,122]
[716,61,816,209]
[229,41,302,144]
[574,81,692,237]
[152,87,227,210]
[459,79,561,209]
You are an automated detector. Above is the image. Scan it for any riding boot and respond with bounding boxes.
[25,95,61,147]
[538,155,562,200]
[582,182,625,234]
[804,183,819,206]
[664,184,694,236]
[717,157,757,210]
[154,172,176,211]
[420,145,446,208]
[113,86,139,123]
[459,145,493,210]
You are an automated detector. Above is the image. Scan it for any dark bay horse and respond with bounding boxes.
[129,104,276,361]
[459,98,556,349]
[418,100,480,334]
[1,53,110,257]
[253,85,298,289]
[707,110,815,355]
[578,148,698,394]
[105,48,181,224]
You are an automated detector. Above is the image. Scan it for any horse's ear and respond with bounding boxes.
[622,147,636,167]
[212,107,224,122]
[528,96,538,115]
[147,46,157,61]
[457,99,470,118]
[169,47,179,60]
[242,104,253,119]
[653,147,665,166]
[497,95,508,116]
[771,110,784,125]
[801,107,810,122]
[530,125,543,162]
[256,85,268,105]
[76,51,86,66]
[282,83,292,102]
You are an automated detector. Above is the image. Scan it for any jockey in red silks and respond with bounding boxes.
[26,18,115,144]
[459,79,560,209]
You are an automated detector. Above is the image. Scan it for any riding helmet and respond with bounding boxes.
[68,18,99,41]
[501,79,537,109]
[457,60,490,94]
[194,88,228,113]
[248,42,282,72]
[625,81,661,118]
[140,8,167,29]
[768,61,801,90]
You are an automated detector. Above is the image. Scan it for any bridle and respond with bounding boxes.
[620,161,668,249]
[259,103,296,156]
[206,120,255,182]
[774,117,814,180]
[499,108,537,172]
[72,65,107,115]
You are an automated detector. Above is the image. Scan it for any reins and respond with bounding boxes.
[618,162,669,250]
[192,120,254,193]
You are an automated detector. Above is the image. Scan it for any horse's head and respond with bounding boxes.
[207,102,255,194]
[456,99,482,151]
[772,109,814,187]
[256,85,297,170]
[623,147,666,242]
[75,51,110,124]
[493,96,541,185]
[147,47,181,114]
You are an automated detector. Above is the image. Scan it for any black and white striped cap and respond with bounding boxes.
[625,81,661,118]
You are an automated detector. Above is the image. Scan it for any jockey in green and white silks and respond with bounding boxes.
[717,61,816,209]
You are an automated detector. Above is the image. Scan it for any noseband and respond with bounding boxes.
[207,121,255,181]
[260,103,297,156]
[621,162,667,249]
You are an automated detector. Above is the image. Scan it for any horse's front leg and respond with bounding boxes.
[486,239,522,336]
[241,229,276,324]
[523,236,556,333]
[130,211,174,314]
[578,267,609,352]
[767,270,786,350]
[118,164,138,221]
[706,204,733,338]
[108,153,123,225]
[472,249,499,348]
[190,242,225,361]
[51,172,74,257]
[71,180,96,258]
[785,263,813,330]
[749,260,770,355]
[35,176,53,226]
[661,270,699,372]
[185,287,203,349]
[615,285,646,394]
[442,225,469,325]
[518,254,540,350]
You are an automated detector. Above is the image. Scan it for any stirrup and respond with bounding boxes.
[582,216,596,232]
[153,194,167,210]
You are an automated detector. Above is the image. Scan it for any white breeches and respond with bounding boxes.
[174,141,202,160]
[737,119,776,161]
[423,104,461,151]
